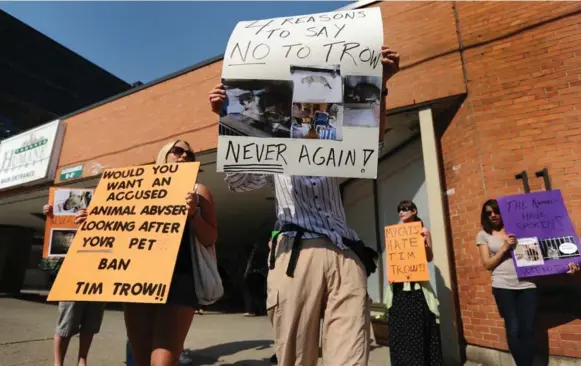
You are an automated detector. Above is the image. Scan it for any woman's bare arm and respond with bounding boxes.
[478,243,510,271]
[191,184,218,247]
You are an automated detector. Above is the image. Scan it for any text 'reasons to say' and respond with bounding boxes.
[47,162,200,304]
[222,8,384,78]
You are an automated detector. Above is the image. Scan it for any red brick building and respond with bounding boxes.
[2,2,581,364]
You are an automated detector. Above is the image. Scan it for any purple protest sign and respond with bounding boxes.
[497,189,581,278]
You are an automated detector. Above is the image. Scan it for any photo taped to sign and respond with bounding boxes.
[49,228,77,257]
[221,79,293,139]
[514,237,545,267]
[53,188,93,216]
[47,162,200,304]
[343,75,382,128]
[290,64,342,103]
[291,102,343,141]
[43,187,95,259]
[217,7,383,179]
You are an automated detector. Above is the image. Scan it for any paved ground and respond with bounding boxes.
[0,295,389,365]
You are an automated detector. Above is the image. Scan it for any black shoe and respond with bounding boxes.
[269,354,278,365]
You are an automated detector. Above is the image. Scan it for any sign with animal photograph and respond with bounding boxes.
[385,222,430,283]
[498,190,581,278]
[217,8,384,178]
[47,162,200,303]
[43,188,95,258]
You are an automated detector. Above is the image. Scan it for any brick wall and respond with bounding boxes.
[445,1,581,358]
[56,61,223,177]
[372,1,466,107]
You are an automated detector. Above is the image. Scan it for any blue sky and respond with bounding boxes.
[1,1,350,84]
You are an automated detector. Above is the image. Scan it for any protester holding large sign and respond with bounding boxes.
[209,8,400,364]
[476,198,579,366]
[48,140,218,366]
[385,200,443,366]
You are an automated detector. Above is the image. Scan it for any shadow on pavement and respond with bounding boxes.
[183,339,273,365]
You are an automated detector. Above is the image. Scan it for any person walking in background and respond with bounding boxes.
[42,204,105,366]
[209,45,400,366]
[477,199,579,366]
[386,200,443,366]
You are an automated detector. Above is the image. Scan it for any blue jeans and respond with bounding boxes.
[126,339,134,366]
[492,288,537,366]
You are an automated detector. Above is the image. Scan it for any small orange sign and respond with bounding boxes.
[43,187,95,258]
[385,222,429,283]
[47,162,199,304]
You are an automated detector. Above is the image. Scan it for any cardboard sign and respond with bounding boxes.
[43,187,95,258]
[498,189,581,278]
[385,222,429,283]
[217,7,384,179]
[47,162,200,303]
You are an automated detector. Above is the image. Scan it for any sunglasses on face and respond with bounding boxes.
[170,146,195,161]
[397,206,412,213]
[487,209,500,217]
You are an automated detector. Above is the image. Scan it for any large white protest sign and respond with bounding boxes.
[217,8,384,178]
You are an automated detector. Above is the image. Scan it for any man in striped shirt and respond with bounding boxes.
[209,45,400,366]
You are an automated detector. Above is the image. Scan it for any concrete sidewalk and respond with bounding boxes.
[0,297,389,365]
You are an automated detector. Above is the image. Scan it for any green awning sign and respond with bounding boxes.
[59,165,83,181]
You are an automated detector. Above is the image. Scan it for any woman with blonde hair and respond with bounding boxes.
[75,140,217,366]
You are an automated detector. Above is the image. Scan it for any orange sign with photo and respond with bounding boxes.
[47,162,200,304]
[385,222,429,283]
[43,187,94,258]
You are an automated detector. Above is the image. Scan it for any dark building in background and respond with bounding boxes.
[0,10,132,139]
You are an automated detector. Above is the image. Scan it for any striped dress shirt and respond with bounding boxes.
[224,141,384,250]
[225,173,358,249]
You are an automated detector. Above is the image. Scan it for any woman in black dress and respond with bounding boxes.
[387,200,443,366]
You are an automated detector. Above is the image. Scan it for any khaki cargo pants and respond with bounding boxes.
[267,236,370,366]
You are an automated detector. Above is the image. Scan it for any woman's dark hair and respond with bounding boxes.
[398,200,424,226]
[481,199,502,234]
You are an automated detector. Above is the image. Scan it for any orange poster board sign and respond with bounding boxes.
[47,162,199,304]
[42,187,95,258]
[385,222,429,283]
[43,187,95,258]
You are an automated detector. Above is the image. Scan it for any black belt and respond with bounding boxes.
[269,224,378,278]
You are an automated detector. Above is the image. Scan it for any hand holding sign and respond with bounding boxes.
[75,209,88,225]
[507,234,517,244]
[43,204,53,217]
[185,188,198,216]
[380,45,400,82]
[209,84,226,115]
[567,262,580,275]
